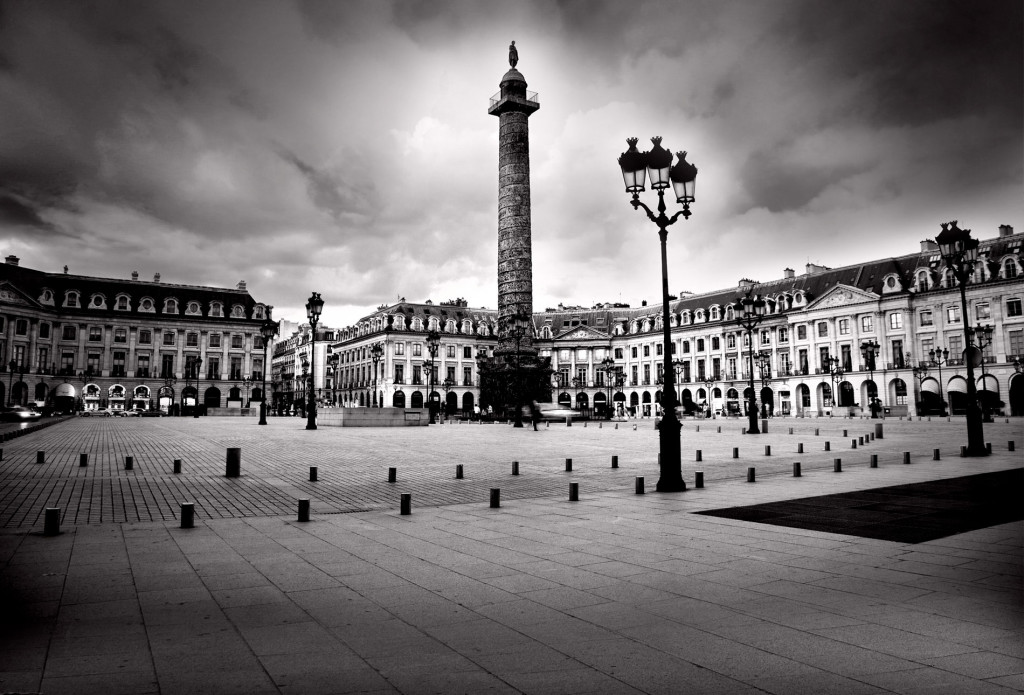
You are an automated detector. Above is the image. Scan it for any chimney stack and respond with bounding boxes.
[783,267,795,279]
[4,255,19,266]
[131,271,139,281]
[999,224,1014,238]
[154,273,161,283]
[236,280,247,291]
[920,240,938,252]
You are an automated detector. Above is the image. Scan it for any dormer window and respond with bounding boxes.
[253,305,265,320]
[186,301,202,316]
[230,304,244,318]
[65,291,80,308]
[163,298,178,314]
[140,297,155,313]
[90,294,105,308]
[710,306,720,321]
[40,289,54,305]
[116,296,129,311]
[210,302,223,317]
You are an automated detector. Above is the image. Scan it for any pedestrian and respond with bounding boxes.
[530,400,541,431]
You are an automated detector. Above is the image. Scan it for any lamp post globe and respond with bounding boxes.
[305,292,324,431]
[426,329,440,424]
[370,342,383,408]
[618,136,697,492]
[733,291,766,433]
[258,315,279,425]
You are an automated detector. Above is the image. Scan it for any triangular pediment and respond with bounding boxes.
[806,284,879,310]
[553,325,609,341]
[0,281,40,308]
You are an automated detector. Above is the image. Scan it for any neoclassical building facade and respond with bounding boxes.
[0,257,270,413]
[331,225,1023,418]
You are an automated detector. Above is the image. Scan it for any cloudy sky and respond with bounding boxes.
[1,0,1021,328]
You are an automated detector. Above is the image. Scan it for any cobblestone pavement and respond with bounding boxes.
[1,415,1020,529]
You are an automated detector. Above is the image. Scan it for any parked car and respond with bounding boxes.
[536,404,579,422]
[0,406,43,422]
[119,409,142,417]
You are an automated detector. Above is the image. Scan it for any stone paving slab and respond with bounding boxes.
[1,416,1022,694]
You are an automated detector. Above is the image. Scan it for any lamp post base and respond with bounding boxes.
[258,401,267,425]
[655,416,687,492]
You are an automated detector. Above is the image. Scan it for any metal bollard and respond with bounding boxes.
[875,423,884,439]
[180,503,194,529]
[986,442,992,454]
[455,464,463,479]
[0,447,3,459]
[79,453,88,467]
[1010,441,1016,452]
[733,447,739,459]
[824,441,831,452]
[797,443,804,454]
[43,508,61,536]
[834,458,842,473]
[747,467,756,483]
[742,428,747,435]
[298,499,310,522]
[933,448,940,461]
[761,419,768,434]
[635,477,644,495]
[173,459,182,474]
[789,427,794,435]
[611,455,618,468]
[400,493,411,515]
[765,445,771,456]
[225,448,241,477]
[512,461,519,475]
[388,467,397,483]
[903,451,911,465]
[37,451,45,464]
[717,426,721,433]
[695,425,700,432]
[870,454,878,468]
[565,458,572,472]
[814,428,819,436]
[696,450,702,462]
[490,488,500,508]
[695,471,704,488]
[851,440,857,450]
[858,436,864,445]
[310,466,318,481]
[124,456,133,470]
[793,461,801,477]
[569,482,579,501]
[843,429,848,437]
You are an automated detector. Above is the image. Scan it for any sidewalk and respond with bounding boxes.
[1,418,1022,694]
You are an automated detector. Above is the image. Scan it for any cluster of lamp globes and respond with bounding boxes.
[617,136,697,207]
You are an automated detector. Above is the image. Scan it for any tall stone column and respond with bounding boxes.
[488,43,539,355]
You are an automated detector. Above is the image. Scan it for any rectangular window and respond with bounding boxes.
[712,357,721,379]
[779,352,791,374]
[889,312,903,329]
[113,328,127,343]
[614,347,623,359]
[975,302,990,321]
[161,355,174,378]
[819,347,830,370]
[447,345,456,359]
[61,351,75,374]
[62,325,76,341]
[163,331,175,346]
[231,334,243,349]
[230,358,242,380]
[777,328,788,344]
[413,343,422,357]
[137,355,150,378]
[39,322,50,339]
[642,364,650,385]
[630,365,638,386]
[394,363,404,384]
[838,319,850,335]
[797,325,807,340]
[138,330,151,345]
[728,358,737,379]
[948,335,962,360]
[209,333,221,348]
[920,311,933,327]
[558,368,569,387]
[1008,329,1024,356]
[892,340,904,368]
[1007,299,1022,317]
[412,365,422,384]
[946,306,961,324]
[799,349,808,374]
[711,337,720,351]
[841,345,852,371]
[697,359,705,381]
[37,347,48,371]
[15,319,28,336]
[682,341,691,353]
[186,332,199,347]
[446,366,455,383]
[395,342,405,356]
[817,322,828,338]
[631,346,638,358]
[761,330,771,345]
[13,344,25,369]
[463,346,471,359]
[463,366,472,385]
[206,357,220,379]
[643,345,650,357]
[861,315,873,332]
[112,351,126,377]
[87,353,101,374]
[656,343,663,356]
[89,326,102,342]
[696,339,705,352]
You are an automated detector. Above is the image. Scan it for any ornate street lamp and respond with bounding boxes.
[7,358,16,406]
[860,339,881,418]
[825,354,844,415]
[258,315,280,425]
[193,357,203,418]
[371,342,383,408]
[305,292,324,430]
[327,353,339,407]
[599,356,620,420]
[441,377,455,419]
[618,137,697,492]
[425,329,440,424]
[732,289,766,433]
[928,346,950,417]
[971,323,995,422]
[934,221,987,455]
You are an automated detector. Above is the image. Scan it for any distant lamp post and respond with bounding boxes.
[425,329,440,424]
[935,221,987,455]
[242,375,252,407]
[192,357,203,418]
[928,346,950,417]
[371,342,383,407]
[305,292,324,430]
[618,136,697,492]
[327,353,339,406]
[599,356,620,420]
[672,358,687,412]
[732,289,766,433]
[503,313,531,428]
[825,355,844,415]
[860,339,881,418]
[7,358,16,406]
[971,323,994,422]
[703,376,714,419]
[442,377,455,419]
[258,316,280,425]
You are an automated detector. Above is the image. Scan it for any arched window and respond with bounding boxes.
[710,306,720,321]
[1005,258,1019,279]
